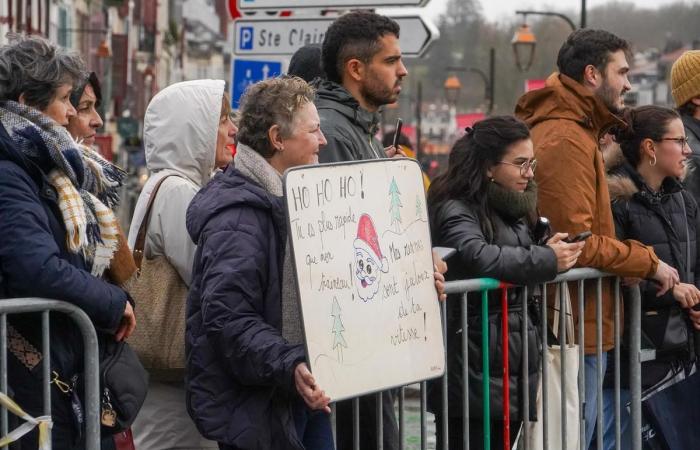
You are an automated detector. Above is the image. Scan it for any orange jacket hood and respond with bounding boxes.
[516,73,625,139]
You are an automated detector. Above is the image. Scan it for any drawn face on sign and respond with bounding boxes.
[353,214,388,302]
[354,247,381,299]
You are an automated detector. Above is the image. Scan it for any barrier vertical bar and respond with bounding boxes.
[441,298,449,449]
[420,382,427,450]
[578,280,585,450]
[521,287,529,450]
[462,292,470,450]
[398,387,405,450]
[353,398,360,450]
[541,283,548,450]
[559,282,567,450]
[41,311,50,418]
[614,280,621,450]
[331,403,337,446]
[481,289,490,450]
[376,393,383,450]
[628,286,642,450]
[596,279,603,450]
[0,313,6,443]
[501,287,510,449]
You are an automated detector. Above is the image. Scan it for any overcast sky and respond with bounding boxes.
[380,0,694,23]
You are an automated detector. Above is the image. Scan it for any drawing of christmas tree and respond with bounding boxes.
[389,177,403,233]
[416,194,423,219]
[331,297,347,362]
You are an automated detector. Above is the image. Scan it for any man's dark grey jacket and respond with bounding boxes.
[315,79,384,163]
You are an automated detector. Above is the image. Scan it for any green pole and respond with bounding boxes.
[482,289,490,449]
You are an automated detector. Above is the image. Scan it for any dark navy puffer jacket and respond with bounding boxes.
[185,165,306,449]
[0,120,127,444]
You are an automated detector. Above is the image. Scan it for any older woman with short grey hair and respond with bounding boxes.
[0,34,136,448]
[185,77,333,450]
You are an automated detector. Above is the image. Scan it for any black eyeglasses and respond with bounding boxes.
[658,137,690,147]
[497,159,537,176]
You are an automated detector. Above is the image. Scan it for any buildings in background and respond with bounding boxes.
[0,0,231,158]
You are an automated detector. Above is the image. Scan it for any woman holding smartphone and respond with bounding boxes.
[426,116,584,449]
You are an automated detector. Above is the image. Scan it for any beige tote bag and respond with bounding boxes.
[524,282,580,450]
[128,175,188,371]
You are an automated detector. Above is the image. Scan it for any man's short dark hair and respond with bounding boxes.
[322,11,400,84]
[556,29,629,83]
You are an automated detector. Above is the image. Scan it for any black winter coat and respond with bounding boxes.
[185,166,306,449]
[427,199,558,420]
[0,120,127,447]
[609,163,700,387]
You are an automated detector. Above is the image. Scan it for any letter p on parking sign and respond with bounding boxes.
[239,26,254,50]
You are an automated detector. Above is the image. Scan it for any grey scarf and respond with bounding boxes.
[235,144,303,344]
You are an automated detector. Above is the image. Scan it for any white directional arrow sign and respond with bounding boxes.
[234,16,438,57]
[238,0,431,9]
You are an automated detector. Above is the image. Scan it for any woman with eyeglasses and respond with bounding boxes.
[607,106,700,448]
[426,116,584,449]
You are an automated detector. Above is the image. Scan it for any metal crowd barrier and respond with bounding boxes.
[334,268,642,450]
[0,298,100,450]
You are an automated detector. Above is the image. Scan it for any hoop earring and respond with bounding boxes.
[650,154,657,167]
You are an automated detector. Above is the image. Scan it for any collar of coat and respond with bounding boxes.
[314,79,381,136]
[607,155,683,203]
[516,72,626,139]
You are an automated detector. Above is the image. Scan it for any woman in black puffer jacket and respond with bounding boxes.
[426,116,584,450]
[607,106,700,387]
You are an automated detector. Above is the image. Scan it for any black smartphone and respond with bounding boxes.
[392,118,403,149]
[564,231,592,243]
[534,217,552,245]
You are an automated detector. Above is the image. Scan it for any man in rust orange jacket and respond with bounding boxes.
[516,29,679,450]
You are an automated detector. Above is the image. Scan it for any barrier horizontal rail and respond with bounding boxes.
[0,298,100,450]
[335,268,641,450]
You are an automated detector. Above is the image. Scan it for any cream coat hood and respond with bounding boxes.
[127,79,225,285]
[143,79,224,185]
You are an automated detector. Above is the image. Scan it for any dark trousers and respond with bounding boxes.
[434,414,519,450]
[335,389,399,450]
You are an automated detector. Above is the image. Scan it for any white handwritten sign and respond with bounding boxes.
[284,159,445,401]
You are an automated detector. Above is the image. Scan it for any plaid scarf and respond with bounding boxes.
[0,101,126,277]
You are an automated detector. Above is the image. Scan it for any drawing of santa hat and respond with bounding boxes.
[354,214,389,273]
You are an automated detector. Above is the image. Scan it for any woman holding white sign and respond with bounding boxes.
[426,116,584,450]
[185,77,334,450]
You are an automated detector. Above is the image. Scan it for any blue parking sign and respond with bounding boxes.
[239,26,254,50]
[231,59,283,108]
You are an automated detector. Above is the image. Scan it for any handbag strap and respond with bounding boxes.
[678,192,691,284]
[133,175,180,271]
[552,282,575,346]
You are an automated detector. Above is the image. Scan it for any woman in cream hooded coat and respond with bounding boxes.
[127,79,237,449]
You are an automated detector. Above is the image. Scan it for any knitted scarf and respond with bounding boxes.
[487,179,538,221]
[235,144,303,345]
[0,101,126,277]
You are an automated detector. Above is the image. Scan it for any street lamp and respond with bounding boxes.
[512,6,582,72]
[443,75,461,105]
[512,23,537,72]
[445,48,496,114]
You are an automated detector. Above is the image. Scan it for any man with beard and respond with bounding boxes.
[516,29,679,450]
[314,10,406,450]
[316,10,407,163]
[671,50,700,201]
